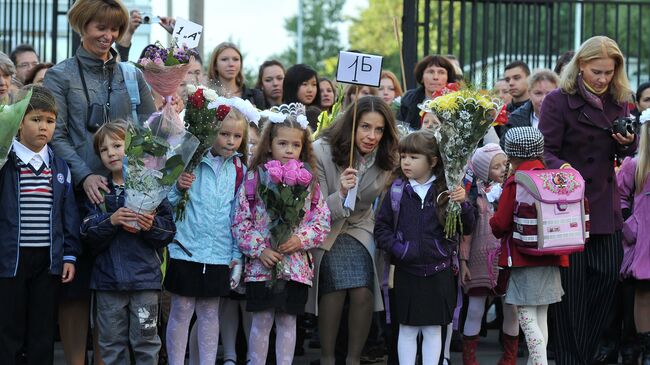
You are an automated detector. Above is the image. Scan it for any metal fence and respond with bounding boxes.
[402,0,650,90]
[1,0,77,64]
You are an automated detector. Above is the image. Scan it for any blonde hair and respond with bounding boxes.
[68,0,129,41]
[559,36,632,103]
[208,42,244,89]
[528,68,559,90]
[635,123,650,194]
[219,108,249,165]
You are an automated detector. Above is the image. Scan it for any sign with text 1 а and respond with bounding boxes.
[172,18,203,49]
[336,51,383,87]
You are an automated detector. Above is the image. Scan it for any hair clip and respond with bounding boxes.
[207,97,261,125]
[260,103,309,129]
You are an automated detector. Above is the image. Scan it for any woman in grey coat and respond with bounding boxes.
[42,0,156,364]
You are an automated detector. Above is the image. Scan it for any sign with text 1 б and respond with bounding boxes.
[336,51,383,87]
[172,18,203,49]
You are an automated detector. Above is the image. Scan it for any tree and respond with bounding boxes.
[277,0,346,76]
[348,0,403,85]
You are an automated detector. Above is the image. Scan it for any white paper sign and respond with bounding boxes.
[336,51,383,87]
[172,17,203,49]
[343,184,358,211]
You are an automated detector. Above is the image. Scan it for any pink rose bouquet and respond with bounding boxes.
[258,159,314,288]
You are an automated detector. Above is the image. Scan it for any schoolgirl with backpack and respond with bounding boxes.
[374,129,475,365]
[490,127,590,365]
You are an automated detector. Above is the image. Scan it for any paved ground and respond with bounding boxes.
[52,328,557,364]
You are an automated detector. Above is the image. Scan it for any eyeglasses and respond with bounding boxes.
[16,62,38,69]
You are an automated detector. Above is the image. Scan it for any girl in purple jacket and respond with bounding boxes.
[619,109,650,364]
[374,129,474,365]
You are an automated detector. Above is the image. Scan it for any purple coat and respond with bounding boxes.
[374,179,475,277]
[618,158,650,280]
[539,89,637,235]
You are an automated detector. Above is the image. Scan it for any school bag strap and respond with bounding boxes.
[119,62,140,124]
[390,177,406,230]
[233,156,244,195]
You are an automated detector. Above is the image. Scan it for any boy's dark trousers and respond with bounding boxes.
[0,247,60,365]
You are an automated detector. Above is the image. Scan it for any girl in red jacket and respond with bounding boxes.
[490,127,568,365]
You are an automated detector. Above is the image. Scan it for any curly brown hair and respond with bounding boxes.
[250,116,316,174]
[320,95,398,171]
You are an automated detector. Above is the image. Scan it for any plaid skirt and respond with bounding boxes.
[319,234,374,295]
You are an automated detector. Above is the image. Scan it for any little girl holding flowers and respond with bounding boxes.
[232,104,330,365]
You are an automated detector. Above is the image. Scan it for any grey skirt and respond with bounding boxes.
[319,234,374,295]
[505,266,564,306]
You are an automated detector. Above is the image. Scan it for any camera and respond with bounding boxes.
[612,116,638,137]
[141,14,159,24]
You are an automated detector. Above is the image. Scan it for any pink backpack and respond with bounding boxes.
[512,168,590,256]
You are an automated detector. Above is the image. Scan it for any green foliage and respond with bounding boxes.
[276,0,346,75]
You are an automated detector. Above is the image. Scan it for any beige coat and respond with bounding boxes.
[306,139,392,315]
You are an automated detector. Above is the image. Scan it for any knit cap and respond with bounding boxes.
[503,127,545,159]
[470,143,505,182]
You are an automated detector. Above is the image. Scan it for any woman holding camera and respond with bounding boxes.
[539,36,636,365]
[43,1,155,364]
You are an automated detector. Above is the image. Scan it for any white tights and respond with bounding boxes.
[463,296,519,337]
[188,298,252,365]
[247,310,297,365]
[397,324,442,365]
[518,305,549,365]
[165,295,221,365]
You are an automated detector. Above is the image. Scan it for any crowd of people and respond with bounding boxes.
[0,1,649,365]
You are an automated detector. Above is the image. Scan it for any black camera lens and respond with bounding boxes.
[143,15,151,24]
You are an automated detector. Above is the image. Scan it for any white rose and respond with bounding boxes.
[203,88,218,102]
[186,84,197,94]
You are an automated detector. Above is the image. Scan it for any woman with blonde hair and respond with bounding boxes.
[539,35,636,365]
[207,42,265,107]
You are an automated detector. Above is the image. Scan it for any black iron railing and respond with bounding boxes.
[1,0,76,64]
[402,0,650,90]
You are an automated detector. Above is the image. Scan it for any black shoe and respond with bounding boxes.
[592,341,619,364]
[621,343,639,365]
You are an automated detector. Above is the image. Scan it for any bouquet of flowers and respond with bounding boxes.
[123,119,199,230]
[0,89,32,168]
[173,84,230,220]
[428,87,502,238]
[136,42,197,135]
[257,159,313,289]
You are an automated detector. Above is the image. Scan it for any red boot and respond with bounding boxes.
[462,335,479,365]
[498,334,519,365]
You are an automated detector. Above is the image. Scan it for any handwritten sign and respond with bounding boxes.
[336,51,383,87]
[172,17,203,49]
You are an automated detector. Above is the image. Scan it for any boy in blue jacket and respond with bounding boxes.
[81,121,176,364]
[0,86,81,364]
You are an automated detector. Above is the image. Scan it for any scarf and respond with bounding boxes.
[577,73,607,110]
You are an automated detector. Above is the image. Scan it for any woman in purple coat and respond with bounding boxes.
[538,36,636,365]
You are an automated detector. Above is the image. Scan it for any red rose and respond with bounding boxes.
[216,105,231,121]
[188,88,205,109]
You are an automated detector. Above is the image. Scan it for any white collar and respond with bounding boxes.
[409,174,437,188]
[12,139,49,167]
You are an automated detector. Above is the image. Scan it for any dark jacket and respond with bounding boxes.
[43,46,156,186]
[539,88,637,235]
[490,160,569,268]
[397,86,426,130]
[0,149,81,278]
[241,84,266,109]
[81,177,176,291]
[374,178,475,277]
[500,100,534,147]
